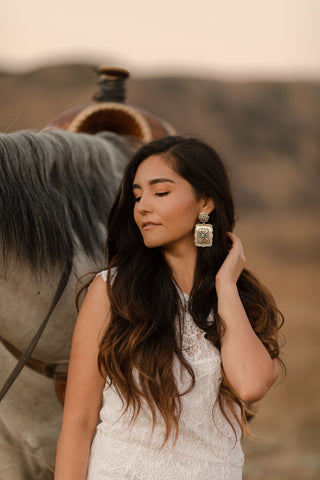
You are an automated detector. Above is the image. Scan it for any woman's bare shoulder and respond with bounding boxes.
[61,273,110,428]
[81,274,110,333]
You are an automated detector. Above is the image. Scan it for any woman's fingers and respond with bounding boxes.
[226,232,246,262]
[216,232,246,286]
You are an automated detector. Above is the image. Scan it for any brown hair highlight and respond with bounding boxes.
[96,136,285,443]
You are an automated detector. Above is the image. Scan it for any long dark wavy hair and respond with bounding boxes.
[98,135,284,443]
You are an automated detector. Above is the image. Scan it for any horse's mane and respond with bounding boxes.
[0,129,133,273]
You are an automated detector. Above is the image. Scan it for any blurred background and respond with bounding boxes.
[1,1,320,478]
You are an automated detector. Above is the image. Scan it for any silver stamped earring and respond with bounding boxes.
[194,212,213,247]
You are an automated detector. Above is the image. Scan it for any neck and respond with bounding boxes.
[162,242,198,296]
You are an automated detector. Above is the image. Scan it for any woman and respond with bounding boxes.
[55,136,284,479]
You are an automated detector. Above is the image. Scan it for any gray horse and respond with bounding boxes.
[0,129,134,479]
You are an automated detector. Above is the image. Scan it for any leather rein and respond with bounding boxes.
[0,261,72,404]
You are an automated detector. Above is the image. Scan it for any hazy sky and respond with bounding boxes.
[1,0,319,79]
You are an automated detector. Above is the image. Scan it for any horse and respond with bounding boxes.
[0,64,177,479]
[0,128,135,479]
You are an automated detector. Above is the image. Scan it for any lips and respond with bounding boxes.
[141,221,160,229]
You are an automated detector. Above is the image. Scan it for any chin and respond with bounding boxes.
[143,239,162,249]
[140,231,165,249]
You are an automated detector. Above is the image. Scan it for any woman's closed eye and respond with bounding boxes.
[134,192,169,202]
[155,192,169,197]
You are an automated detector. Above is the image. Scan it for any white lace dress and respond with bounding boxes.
[86,270,244,479]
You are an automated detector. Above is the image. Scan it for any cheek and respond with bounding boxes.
[164,199,199,227]
[183,195,201,217]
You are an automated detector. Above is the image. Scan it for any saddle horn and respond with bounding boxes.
[48,65,176,142]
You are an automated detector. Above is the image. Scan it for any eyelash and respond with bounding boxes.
[134,192,169,202]
[156,192,169,197]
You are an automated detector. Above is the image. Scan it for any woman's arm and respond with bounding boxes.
[54,275,110,480]
[216,233,278,404]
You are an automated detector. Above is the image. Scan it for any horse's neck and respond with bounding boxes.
[0,253,102,363]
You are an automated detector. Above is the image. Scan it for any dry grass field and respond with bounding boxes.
[0,64,319,479]
[237,212,320,479]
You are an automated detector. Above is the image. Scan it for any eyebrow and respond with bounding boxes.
[132,178,176,190]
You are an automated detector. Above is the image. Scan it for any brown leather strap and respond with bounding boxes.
[55,376,67,405]
[0,261,72,402]
[0,337,68,378]
[0,337,68,406]
[0,337,68,405]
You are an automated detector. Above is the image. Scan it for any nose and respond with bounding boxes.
[136,192,153,214]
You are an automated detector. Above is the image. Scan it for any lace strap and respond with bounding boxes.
[96,270,108,282]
